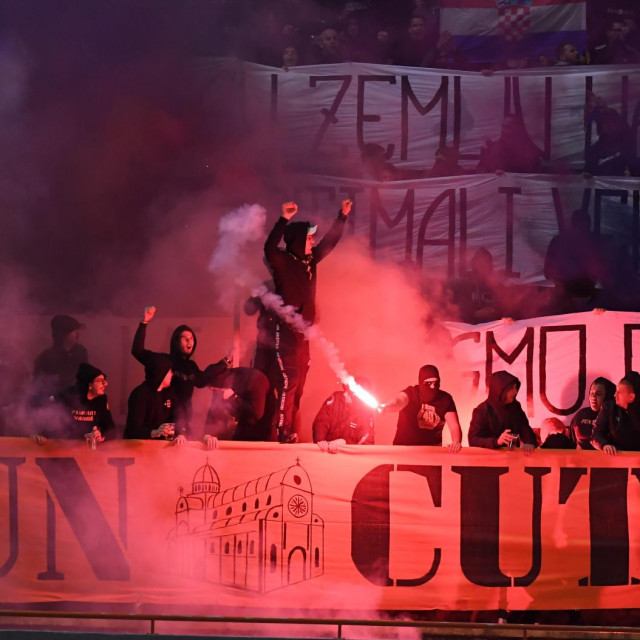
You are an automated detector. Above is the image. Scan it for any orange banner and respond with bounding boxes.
[1,438,639,612]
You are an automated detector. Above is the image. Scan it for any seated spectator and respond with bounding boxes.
[382,364,462,451]
[308,27,345,64]
[592,372,640,454]
[33,363,115,448]
[543,208,604,304]
[312,377,375,453]
[539,417,575,449]
[33,315,88,396]
[476,115,542,174]
[569,377,616,449]
[124,354,177,441]
[554,43,582,66]
[427,145,464,177]
[392,15,438,67]
[468,370,537,453]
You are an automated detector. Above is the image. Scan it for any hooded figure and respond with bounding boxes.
[33,314,88,394]
[593,371,640,452]
[46,362,114,441]
[124,354,175,439]
[389,364,462,448]
[569,376,616,449]
[468,370,537,449]
[263,200,350,443]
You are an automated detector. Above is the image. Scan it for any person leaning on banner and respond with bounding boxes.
[381,364,462,452]
[592,372,640,455]
[569,376,616,449]
[32,362,115,449]
[124,354,181,442]
[468,370,536,454]
[312,377,375,453]
[131,306,223,449]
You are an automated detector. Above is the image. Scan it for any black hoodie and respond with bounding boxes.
[468,370,537,449]
[124,354,175,439]
[592,371,640,451]
[131,322,227,431]
[264,210,346,325]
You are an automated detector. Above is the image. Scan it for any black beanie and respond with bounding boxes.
[76,363,104,395]
[418,364,440,385]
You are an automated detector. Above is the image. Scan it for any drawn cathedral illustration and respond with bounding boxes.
[167,459,325,593]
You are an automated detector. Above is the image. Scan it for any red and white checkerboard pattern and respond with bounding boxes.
[498,6,531,41]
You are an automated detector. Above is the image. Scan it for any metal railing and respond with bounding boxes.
[2,610,640,640]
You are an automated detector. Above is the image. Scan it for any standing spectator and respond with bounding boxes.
[543,209,604,305]
[554,43,582,66]
[539,417,575,449]
[264,199,351,443]
[392,15,438,67]
[308,27,345,64]
[468,370,537,453]
[569,376,616,449]
[33,315,88,395]
[132,306,260,444]
[313,377,375,452]
[124,354,177,441]
[592,372,640,454]
[476,115,542,174]
[282,45,299,69]
[584,100,639,177]
[591,19,640,65]
[382,364,462,451]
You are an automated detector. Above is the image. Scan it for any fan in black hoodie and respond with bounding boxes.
[468,370,537,453]
[124,354,175,440]
[132,306,268,443]
[592,371,640,455]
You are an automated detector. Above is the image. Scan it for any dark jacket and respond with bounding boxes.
[131,322,227,431]
[124,355,175,439]
[592,399,640,451]
[34,343,88,394]
[264,212,346,325]
[468,371,537,449]
[54,385,115,439]
[312,390,375,444]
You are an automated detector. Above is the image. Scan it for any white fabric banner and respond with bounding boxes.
[214,61,640,172]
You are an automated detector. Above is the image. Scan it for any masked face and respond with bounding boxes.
[419,377,440,402]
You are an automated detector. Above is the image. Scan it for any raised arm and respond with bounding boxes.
[264,202,297,266]
[313,199,351,262]
[131,306,156,365]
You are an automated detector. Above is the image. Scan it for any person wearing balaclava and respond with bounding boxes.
[33,315,88,394]
[382,364,462,451]
[569,376,616,449]
[263,198,352,443]
[124,354,176,440]
[32,362,114,448]
[592,371,640,454]
[468,370,537,453]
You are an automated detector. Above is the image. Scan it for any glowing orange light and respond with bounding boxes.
[344,375,379,409]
